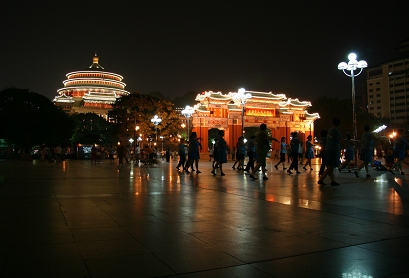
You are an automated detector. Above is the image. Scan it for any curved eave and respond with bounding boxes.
[62,78,126,89]
[83,97,118,102]
[57,86,129,95]
[235,91,288,101]
[53,98,75,103]
[305,111,320,121]
[196,91,232,101]
[62,84,126,91]
[227,104,240,109]
[278,98,312,108]
[66,70,124,81]
[196,96,232,102]
[280,110,294,115]
[228,108,242,112]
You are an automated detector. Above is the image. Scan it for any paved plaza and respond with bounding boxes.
[1,157,409,277]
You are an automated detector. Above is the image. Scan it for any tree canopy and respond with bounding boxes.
[0,87,74,146]
[70,113,116,145]
[109,93,182,142]
[312,96,388,138]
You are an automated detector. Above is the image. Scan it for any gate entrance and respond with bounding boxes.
[190,90,320,153]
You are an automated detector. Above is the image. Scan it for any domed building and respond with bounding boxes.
[53,54,129,118]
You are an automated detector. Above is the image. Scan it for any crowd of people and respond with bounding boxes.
[5,120,408,185]
[170,120,409,186]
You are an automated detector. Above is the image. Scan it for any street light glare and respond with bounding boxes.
[358,60,368,68]
[338,52,368,166]
[338,62,348,70]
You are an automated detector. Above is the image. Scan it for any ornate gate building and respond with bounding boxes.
[190,90,320,152]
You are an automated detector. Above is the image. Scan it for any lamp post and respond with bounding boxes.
[181,123,186,139]
[134,125,139,156]
[128,138,134,157]
[232,88,252,136]
[151,115,162,142]
[181,105,195,140]
[137,135,142,148]
[338,53,367,164]
[160,136,164,151]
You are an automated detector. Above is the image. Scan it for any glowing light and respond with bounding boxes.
[373,125,387,133]
[66,71,124,81]
[348,53,357,61]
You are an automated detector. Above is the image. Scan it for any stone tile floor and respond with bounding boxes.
[0,157,409,277]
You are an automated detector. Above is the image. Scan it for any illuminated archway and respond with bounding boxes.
[190,90,320,153]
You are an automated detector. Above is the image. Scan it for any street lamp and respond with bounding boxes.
[338,53,367,164]
[181,105,195,140]
[129,138,134,155]
[151,115,162,142]
[134,125,139,156]
[232,88,252,136]
[160,136,164,151]
[137,136,142,147]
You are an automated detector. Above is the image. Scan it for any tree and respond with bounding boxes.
[109,93,182,143]
[0,87,73,148]
[173,91,198,108]
[311,96,387,139]
[70,113,116,146]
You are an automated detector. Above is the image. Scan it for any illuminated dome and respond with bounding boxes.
[53,54,130,117]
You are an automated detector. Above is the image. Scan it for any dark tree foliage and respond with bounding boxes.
[69,113,116,145]
[0,87,73,146]
[109,93,182,141]
[172,91,198,108]
[312,96,387,139]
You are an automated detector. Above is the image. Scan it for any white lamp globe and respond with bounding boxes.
[348,53,357,61]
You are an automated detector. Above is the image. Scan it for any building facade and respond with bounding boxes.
[53,54,129,118]
[366,38,409,125]
[190,90,320,152]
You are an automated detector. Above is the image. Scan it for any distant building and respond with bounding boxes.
[366,38,409,125]
[190,90,320,152]
[53,54,129,118]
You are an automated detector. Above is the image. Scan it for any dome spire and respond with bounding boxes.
[88,52,104,70]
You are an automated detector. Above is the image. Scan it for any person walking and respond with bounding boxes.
[231,146,236,162]
[317,117,342,186]
[212,139,219,169]
[176,138,186,171]
[91,144,97,164]
[232,136,246,170]
[55,144,62,162]
[249,124,278,180]
[212,130,228,176]
[274,137,287,170]
[244,135,256,173]
[303,135,315,171]
[390,128,408,175]
[117,143,125,167]
[298,141,304,165]
[125,145,131,164]
[185,132,202,174]
[287,144,292,163]
[354,125,376,178]
[339,132,354,172]
[288,132,301,175]
[318,130,327,177]
[208,146,214,161]
[109,145,115,163]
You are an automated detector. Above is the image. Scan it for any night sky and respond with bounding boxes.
[1,1,408,102]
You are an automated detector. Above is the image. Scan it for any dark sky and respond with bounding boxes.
[1,1,408,101]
